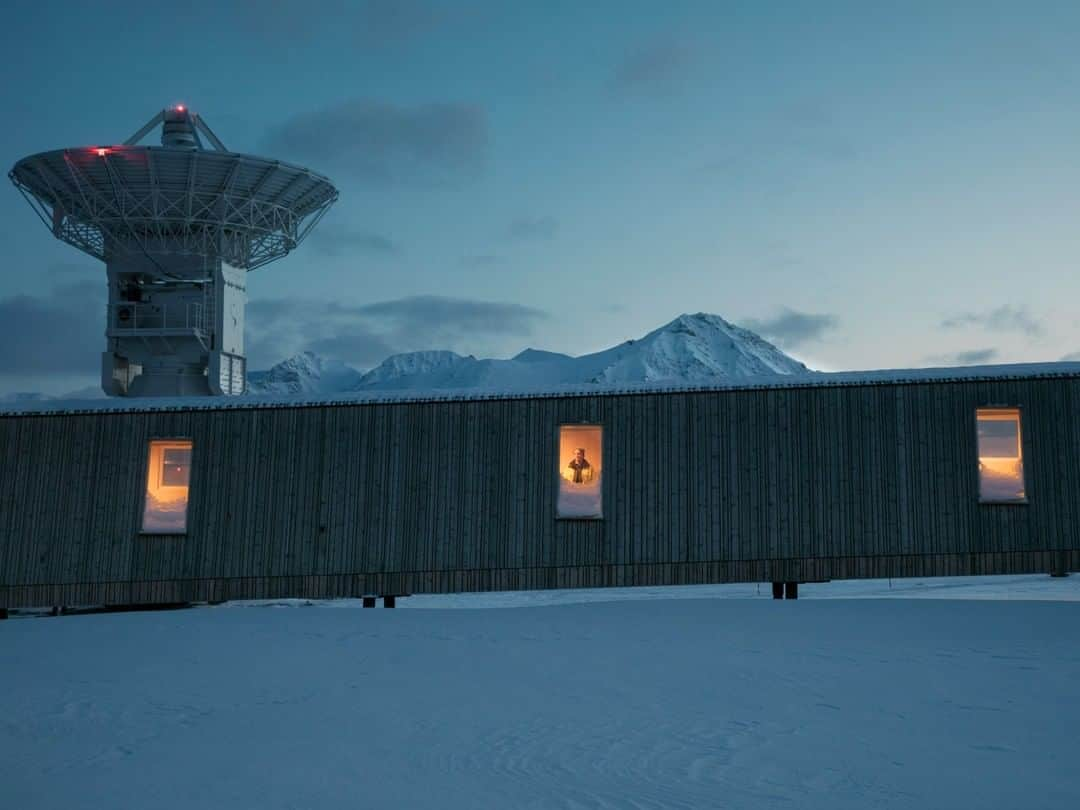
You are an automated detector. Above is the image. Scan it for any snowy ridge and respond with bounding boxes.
[587,313,807,384]
[236,313,809,398]
[345,313,808,393]
[4,362,1079,416]
[5,312,1080,416]
[0,392,52,404]
[247,351,364,395]
[0,386,106,404]
[354,350,479,389]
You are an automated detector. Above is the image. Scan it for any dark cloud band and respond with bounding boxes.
[941,305,1043,337]
[246,294,549,370]
[743,307,838,349]
[264,100,488,187]
[0,280,105,374]
[506,216,558,241]
[309,224,400,256]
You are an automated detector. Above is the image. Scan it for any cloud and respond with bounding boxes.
[941,305,1044,337]
[773,132,860,163]
[229,0,343,41]
[953,348,998,364]
[742,308,839,349]
[927,348,999,366]
[264,100,488,186]
[306,332,399,363]
[697,101,861,182]
[0,279,106,375]
[611,40,694,93]
[1061,351,1080,362]
[507,216,558,241]
[775,102,861,162]
[357,295,548,341]
[354,0,448,42]
[310,224,400,256]
[246,299,395,370]
[459,254,501,267]
[246,294,549,369]
[232,0,451,44]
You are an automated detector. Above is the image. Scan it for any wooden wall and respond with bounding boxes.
[2,375,1078,607]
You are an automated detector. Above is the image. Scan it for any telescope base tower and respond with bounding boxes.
[102,254,247,397]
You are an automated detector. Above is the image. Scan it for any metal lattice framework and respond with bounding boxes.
[9,112,338,270]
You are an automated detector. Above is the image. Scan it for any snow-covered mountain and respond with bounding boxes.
[247,351,366,395]
[574,312,808,385]
[246,313,810,396]
[0,386,107,404]
[1,314,810,402]
[352,350,478,389]
[0,392,52,403]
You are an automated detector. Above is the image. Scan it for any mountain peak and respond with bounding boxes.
[5,313,812,402]
[354,350,475,389]
[247,351,364,395]
[665,312,733,331]
[512,348,573,363]
[583,312,807,384]
[243,312,810,396]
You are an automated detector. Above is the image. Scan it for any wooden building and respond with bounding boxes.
[1,365,1078,610]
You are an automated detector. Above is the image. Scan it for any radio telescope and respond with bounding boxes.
[9,106,338,397]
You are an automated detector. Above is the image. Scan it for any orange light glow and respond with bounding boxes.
[142,439,192,533]
[557,425,603,518]
[559,425,602,484]
[95,148,108,156]
[976,408,1026,502]
[176,105,185,112]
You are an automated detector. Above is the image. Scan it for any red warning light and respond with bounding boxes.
[95,148,108,157]
[176,105,185,112]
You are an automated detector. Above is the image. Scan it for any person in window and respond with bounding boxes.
[567,448,593,484]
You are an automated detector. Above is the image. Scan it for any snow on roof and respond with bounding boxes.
[3,362,1079,418]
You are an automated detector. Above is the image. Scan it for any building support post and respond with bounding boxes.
[362,596,376,608]
[0,608,8,620]
[784,581,799,600]
[382,595,396,608]
[771,582,784,600]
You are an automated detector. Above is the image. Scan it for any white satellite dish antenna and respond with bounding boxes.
[9,106,338,397]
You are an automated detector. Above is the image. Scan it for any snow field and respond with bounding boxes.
[2,580,1079,809]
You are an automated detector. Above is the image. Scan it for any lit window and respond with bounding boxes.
[557,425,602,518]
[142,439,193,533]
[976,408,1026,503]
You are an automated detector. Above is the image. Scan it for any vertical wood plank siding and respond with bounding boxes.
[2,376,1078,607]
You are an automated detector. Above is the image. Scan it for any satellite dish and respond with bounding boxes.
[9,106,339,397]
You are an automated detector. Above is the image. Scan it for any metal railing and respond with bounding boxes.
[108,301,206,334]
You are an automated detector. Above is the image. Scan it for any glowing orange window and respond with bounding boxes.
[557,425,603,518]
[141,439,193,533]
[976,409,1026,503]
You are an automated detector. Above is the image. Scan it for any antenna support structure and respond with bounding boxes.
[9,106,338,397]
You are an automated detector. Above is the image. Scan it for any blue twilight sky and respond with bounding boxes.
[1,0,1079,394]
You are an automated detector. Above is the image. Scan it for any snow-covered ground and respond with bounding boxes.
[3,575,1079,809]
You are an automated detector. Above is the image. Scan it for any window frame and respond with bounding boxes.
[139,436,195,535]
[556,422,604,521]
[975,406,1028,505]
